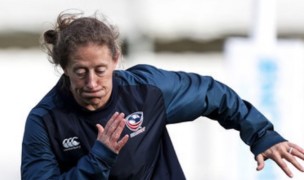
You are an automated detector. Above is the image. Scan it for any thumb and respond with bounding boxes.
[255,154,265,171]
[96,124,104,137]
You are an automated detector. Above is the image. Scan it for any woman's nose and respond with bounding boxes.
[86,72,98,89]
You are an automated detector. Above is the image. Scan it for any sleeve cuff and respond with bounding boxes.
[91,141,118,166]
[250,131,287,156]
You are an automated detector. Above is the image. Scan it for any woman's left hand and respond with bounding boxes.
[256,141,304,178]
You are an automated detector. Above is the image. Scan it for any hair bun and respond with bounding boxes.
[44,30,58,45]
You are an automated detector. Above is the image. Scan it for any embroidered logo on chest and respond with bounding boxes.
[125,112,146,138]
[62,136,81,151]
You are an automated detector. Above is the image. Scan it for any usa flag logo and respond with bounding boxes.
[125,112,143,131]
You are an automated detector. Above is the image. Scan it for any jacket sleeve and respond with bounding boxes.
[130,64,286,156]
[21,113,117,180]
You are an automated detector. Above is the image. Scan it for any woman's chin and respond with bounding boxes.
[86,97,101,104]
[77,93,108,110]
[82,97,106,110]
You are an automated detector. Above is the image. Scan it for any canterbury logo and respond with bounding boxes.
[62,137,81,151]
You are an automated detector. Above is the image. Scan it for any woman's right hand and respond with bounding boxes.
[96,112,129,154]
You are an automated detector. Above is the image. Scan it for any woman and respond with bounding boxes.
[21,11,304,179]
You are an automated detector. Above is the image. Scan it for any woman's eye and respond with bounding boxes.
[96,67,106,75]
[75,69,86,77]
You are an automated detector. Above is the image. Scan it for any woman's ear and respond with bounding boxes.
[63,68,69,76]
[113,53,120,67]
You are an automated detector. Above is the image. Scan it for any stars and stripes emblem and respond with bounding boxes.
[125,112,143,131]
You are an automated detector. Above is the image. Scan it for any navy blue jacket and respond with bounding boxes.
[21,64,286,179]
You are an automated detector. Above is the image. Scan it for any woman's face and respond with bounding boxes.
[64,44,118,111]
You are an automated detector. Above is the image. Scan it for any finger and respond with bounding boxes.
[104,112,120,134]
[111,117,127,141]
[285,148,304,172]
[272,154,293,178]
[290,144,304,160]
[107,113,125,137]
[96,124,104,137]
[105,112,119,129]
[256,154,265,171]
[115,134,129,152]
[286,153,304,173]
[289,143,304,153]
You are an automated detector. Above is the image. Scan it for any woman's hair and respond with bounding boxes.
[42,10,121,69]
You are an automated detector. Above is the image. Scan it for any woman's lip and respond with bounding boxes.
[83,90,100,93]
[81,90,103,97]
[82,88,102,93]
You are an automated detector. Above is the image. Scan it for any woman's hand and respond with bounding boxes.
[256,141,304,178]
[96,112,129,154]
